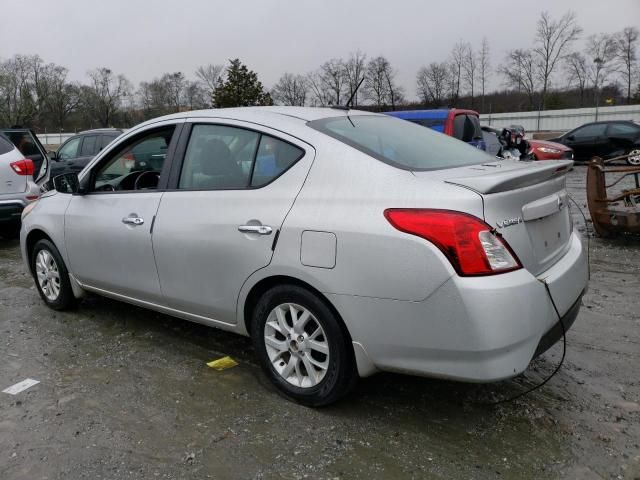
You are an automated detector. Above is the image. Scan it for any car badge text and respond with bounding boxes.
[496,217,523,228]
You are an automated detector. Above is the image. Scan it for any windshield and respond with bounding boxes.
[308,115,491,171]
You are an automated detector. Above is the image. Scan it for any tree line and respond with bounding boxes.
[0,10,637,132]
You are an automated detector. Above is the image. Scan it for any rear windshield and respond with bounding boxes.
[308,115,490,171]
[0,134,15,155]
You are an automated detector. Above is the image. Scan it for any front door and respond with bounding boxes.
[564,123,607,161]
[65,123,181,304]
[152,121,314,323]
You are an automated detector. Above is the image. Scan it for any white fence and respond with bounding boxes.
[37,132,75,147]
[480,104,640,133]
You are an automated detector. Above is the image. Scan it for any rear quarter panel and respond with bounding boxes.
[265,137,485,302]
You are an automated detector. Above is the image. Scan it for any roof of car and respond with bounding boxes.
[137,106,376,126]
[77,128,123,135]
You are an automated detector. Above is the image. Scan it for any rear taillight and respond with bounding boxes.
[10,159,35,176]
[384,209,522,276]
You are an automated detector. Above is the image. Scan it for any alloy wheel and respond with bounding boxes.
[628,149,640,166]
[35,249,61,301]
[263,302,330,388]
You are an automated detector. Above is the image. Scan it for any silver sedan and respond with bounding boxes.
[20,107,588,406]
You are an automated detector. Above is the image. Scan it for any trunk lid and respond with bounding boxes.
[415,159,574,276]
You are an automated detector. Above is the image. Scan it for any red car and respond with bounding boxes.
[528,139,574,161]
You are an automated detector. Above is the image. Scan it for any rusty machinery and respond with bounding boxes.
[586,154,640,237]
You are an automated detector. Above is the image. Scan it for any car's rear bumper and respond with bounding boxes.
[0,200,25,223]
[328,232,588,381]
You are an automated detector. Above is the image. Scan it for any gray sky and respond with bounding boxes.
[2,0,639,100]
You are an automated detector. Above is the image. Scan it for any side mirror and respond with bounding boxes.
[48,151,59,161]
[566,135,575,141]
[52,172,80,194]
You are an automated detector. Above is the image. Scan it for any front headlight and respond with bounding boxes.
[538,147,562,154]
[21,200,38,220]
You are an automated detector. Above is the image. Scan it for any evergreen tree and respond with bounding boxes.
[212,59,273,108]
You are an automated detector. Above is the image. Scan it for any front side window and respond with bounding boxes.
[570,124,607,139]
[92,126,174,192]
[58,137,81,160]
[308,115,490,171]
[178,124,304,190]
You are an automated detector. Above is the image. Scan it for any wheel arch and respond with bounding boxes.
[241,274,352,343]
[25,228,54,274]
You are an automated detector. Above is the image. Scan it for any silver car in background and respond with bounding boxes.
[19,107,588,406]
[0,132,47,238]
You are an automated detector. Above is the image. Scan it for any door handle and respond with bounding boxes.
[238,225,272,235]
[122,216,144,226]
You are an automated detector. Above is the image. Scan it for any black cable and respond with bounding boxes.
[485,288,566,405]
[482,193,590,406]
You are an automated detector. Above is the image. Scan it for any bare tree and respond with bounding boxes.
[306,70,331,107]
[195,64,225,105]
[45,66,80,130]
[184,81,208,111]
[586,33,618,106]
[461,42,477,107]
[533,11,582,110]
[364,56,403,109]
[565,51,588,106]
[272,73,308,106]
[478,37,491,112]
[85,67,131,127]
[163,72,186,112]
[416,62,449,105]
[319,59,345,105]
[449,41,466,104]
[615,27,639,104]
[0,55,37,126]
[343,51,367,106]
[500,49,538,109]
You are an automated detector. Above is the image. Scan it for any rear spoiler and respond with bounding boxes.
[445,160,573,194]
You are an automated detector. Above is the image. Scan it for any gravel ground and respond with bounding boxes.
[0,166,639,479]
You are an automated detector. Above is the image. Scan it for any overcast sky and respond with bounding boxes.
[2,0,639,100]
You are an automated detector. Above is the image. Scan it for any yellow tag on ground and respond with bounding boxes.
[206,356,238,371]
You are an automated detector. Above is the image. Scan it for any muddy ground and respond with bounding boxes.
[1,166,639,479]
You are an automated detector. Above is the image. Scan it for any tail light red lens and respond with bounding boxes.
[384,209,522,276]
[9,159,35,176]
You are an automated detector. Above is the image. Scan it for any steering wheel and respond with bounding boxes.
[134,171,160,190]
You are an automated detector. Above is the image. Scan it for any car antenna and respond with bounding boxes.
[331,77,365,111]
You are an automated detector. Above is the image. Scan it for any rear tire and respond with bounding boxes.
[251,285,357,407]
[31,239,76,310]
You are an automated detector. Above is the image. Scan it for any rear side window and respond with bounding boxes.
[308,115,490,171]
[80,135,98,156]
[607,123,639,135]
[0,135,14,155]
[178,124,304,190]
[251,136,303,187]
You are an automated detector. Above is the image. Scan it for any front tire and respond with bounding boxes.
[251,285,357,407]
[627,148,640,166]
[31,239,76,310]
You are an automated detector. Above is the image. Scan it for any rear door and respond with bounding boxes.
[605,122,640,157]
[152,120,314,323]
